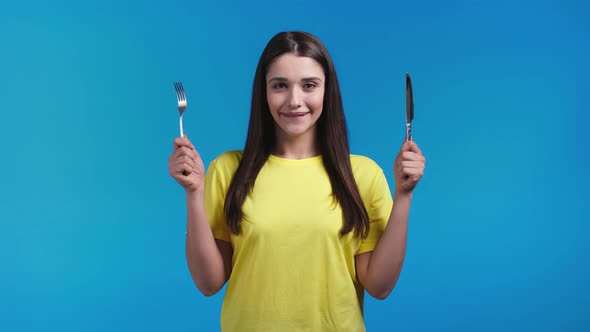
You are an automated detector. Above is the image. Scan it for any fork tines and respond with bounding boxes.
[174,82,187,105]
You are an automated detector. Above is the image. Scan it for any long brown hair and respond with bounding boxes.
[224,31,370,238]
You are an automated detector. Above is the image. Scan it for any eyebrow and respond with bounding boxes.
[267,76,323,83]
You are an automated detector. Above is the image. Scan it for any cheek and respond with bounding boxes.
[266,93,282,112]
[308,92,325,110]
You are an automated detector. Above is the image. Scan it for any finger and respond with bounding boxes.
[402,166,424,175]
[398,167,422,180]
[402,167,424,180]
[174,153,194,168]
[181,137,199,162]
[182,133,197,150]
[172,149,195,167]
[170,163,189,179]
[175,173,192,187]
[173,137,183,150]
[188,142,201,165]
[401,151,426,162]
[176,146,195,159]
[175,155,195,169]
[191,168,203,177]
[174,137,193,150]
[400,141,412,152]
[174,162,193,176]
[411,173,423,181]
[401,161,425,169]
[192,148,202,164]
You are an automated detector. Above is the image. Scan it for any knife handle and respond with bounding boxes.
[405,124,412,142]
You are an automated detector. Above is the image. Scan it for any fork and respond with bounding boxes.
[174,82,187,137]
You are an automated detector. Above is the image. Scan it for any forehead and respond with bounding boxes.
[266,53,325,79]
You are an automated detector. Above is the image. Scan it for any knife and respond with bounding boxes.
[405,72,414,142]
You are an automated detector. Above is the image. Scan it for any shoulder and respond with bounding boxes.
[350,154,384,175]
[212,150,243,165]
[207,150,243,175]
[349,154,388,193]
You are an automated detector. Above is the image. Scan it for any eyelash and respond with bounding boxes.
[271,82,317,89]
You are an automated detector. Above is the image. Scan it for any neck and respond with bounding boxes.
[273,129,319,160]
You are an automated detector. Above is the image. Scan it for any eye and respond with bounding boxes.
[272,82,287,89]
[303,82,317,90]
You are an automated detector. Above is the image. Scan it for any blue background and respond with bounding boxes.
[1,0,588,331]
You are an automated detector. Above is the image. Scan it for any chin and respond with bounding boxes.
[280,125,311,137]
[285,129,308,137]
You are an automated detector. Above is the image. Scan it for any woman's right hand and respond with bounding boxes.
[168,136,205,193]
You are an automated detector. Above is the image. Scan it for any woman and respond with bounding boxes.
[168,31,426,331]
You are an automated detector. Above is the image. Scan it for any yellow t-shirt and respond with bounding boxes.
[204,151,393,332]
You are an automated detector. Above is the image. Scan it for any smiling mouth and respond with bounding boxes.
[281,112,309,118]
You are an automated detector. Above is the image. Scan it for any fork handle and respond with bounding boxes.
[179,114,188,175]
[179,114,185,138]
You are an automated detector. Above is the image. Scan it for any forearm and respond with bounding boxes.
[185,190,227,296]
[365,191,412,298]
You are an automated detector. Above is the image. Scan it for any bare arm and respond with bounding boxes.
[356,192,411,299]
[185,190,232,296]
[169,136,232,296]
[356,141,425,299]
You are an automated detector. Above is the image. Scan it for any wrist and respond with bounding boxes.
[394,189,413,201]
[185,188,205,201]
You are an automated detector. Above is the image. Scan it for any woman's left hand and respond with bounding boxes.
[393,141,426,195]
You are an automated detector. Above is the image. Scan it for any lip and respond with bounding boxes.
[280,112,309,117]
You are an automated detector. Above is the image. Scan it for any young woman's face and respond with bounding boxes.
[266,53,325,141]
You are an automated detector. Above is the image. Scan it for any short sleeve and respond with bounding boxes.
[357,169,393,254]
[204,158,232,242]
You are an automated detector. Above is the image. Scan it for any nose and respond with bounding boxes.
[287,87,302,109]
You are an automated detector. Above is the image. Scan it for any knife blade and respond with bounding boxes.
[405,72,414,142]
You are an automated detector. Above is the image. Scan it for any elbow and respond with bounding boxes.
[368,286,393,300]
[196,281,224,297]
[189,269,225,296]
[186,260,226,297]
[365,263,403,300]
[199,286,221,297]
[364,274,398,300]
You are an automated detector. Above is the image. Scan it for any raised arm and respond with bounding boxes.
[169,137,232,296]
[356,141,425,299]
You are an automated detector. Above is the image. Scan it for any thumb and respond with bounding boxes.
[400,140,412,152]
[407,141,422,154]
[184,133,196,150]
[400,140,422,154]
